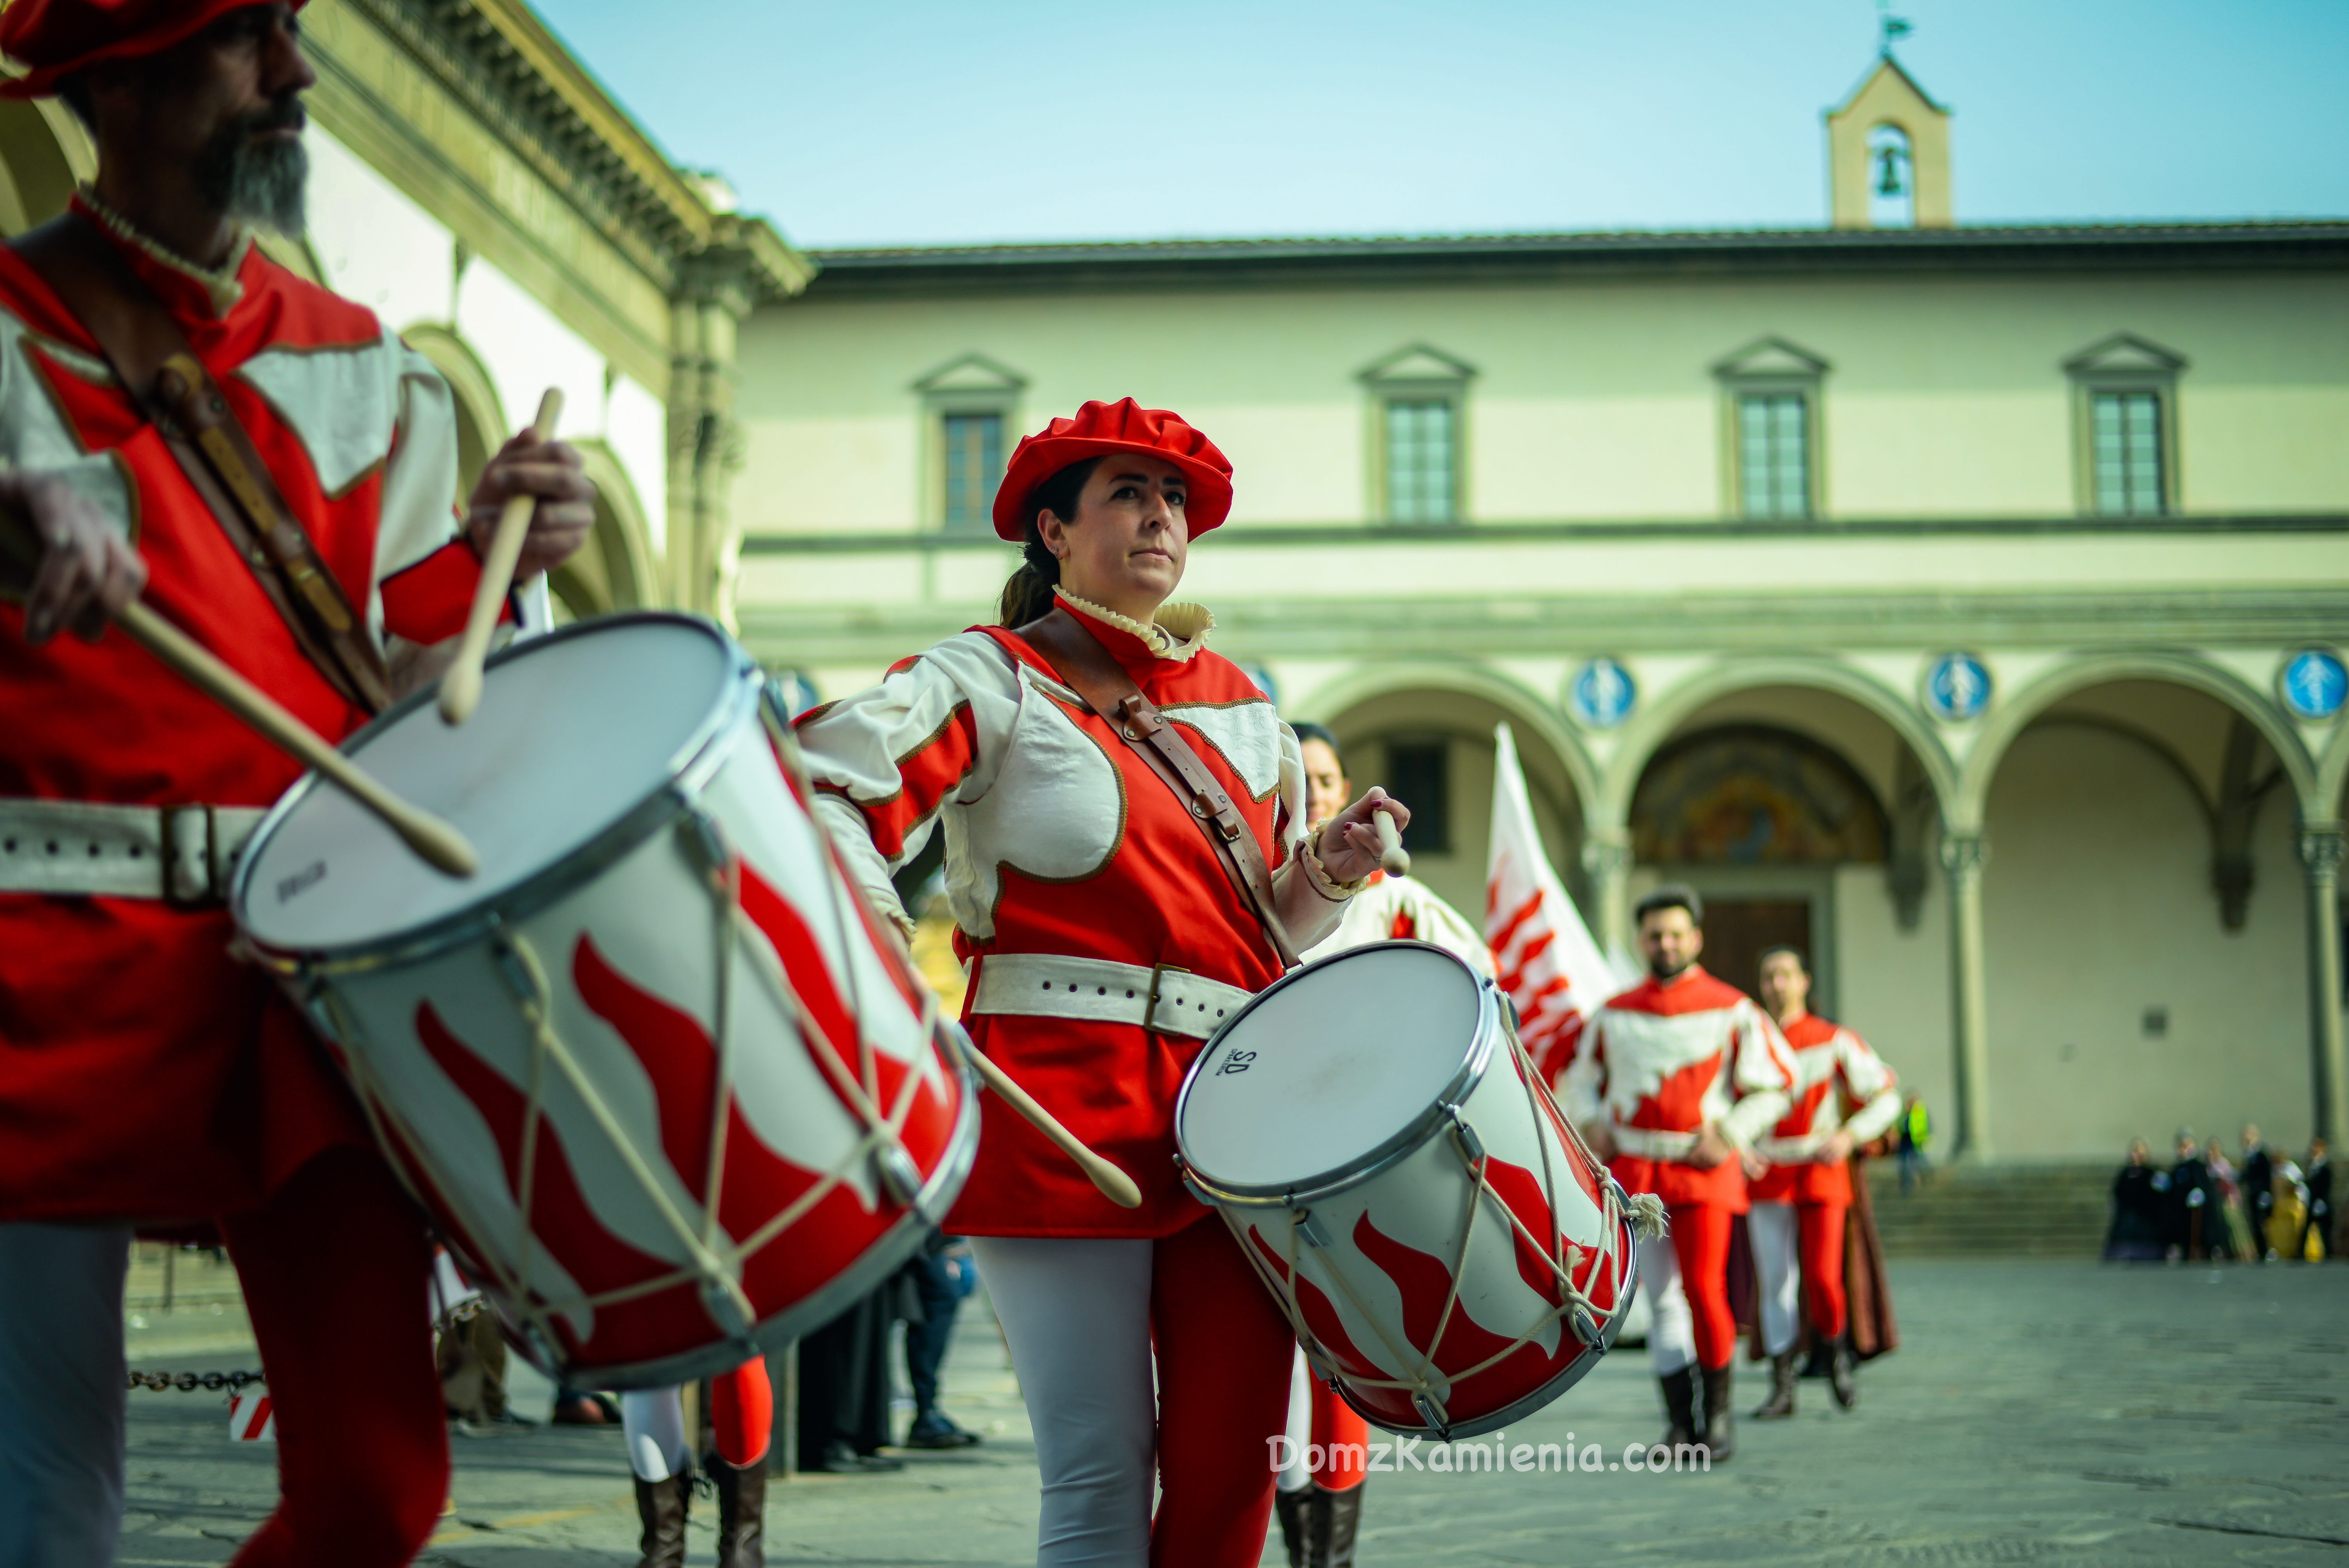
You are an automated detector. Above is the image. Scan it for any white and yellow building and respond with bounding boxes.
[727,56,2349,1164]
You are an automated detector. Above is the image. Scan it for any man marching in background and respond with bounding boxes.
[1563,886,1791,1463]
[1747,945,1902,1418]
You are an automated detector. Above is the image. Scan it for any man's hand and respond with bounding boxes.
[1313,786,1410,883]
[466,430,594,582]
[1688,1124,1735,1170]
[1818,1130,1855,1165]
[1741,1151,1768,1180]
[2,471,145,644]
[1581,1121,1618,1162]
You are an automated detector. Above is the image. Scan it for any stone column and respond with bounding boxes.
[2299,822,2347,1143]
[1940,827,1993,1162]
[666,255,754,624]
[1582,829,1634,960]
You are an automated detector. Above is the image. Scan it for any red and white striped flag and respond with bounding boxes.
[1485,723,1629,1087]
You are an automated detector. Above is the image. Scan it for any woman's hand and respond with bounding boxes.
[1314,786,1410,884]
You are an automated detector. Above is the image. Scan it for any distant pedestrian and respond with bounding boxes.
[2301,1138,2333,1262]
[2240,1125,2276,1261]
[2265,1153,2309,1261]
[1896,1097,1930,1195]
[2104,1140,2164,1262]
[903,1236,982,1449]
[2165,1130,2216,1260]
[2201,1137,2247,1261]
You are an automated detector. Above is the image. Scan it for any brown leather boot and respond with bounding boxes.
[712,1454,766,1568]
[1829,1335,1859,1410]
[1319,1482,1365,1568]
[1658,1366,1698,1449]
[631,1473,688,1568]
[1752,1349,1799,1419]
[1700,1363,1737,1461]
[1274,1485,1308,1568]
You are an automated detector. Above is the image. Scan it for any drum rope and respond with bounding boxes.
[699,848,743,1259]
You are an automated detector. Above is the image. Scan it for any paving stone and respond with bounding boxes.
[114,1259,2347,1565]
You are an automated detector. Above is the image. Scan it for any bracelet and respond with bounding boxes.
[1297,827,1370,903]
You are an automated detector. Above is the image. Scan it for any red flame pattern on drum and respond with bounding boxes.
[415,1000,691,1365]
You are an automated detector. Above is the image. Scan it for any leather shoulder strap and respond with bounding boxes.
[12,214,390,713]
[1015,606,1299,970]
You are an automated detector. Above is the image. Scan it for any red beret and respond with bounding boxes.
[0,0,305,100]
[993,397,1234,542]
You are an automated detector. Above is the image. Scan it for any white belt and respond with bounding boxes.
[1755,1133,1830,1163]
[0,799,268,904]
[1610,1125,1701,1160]
[970,953,1257,1041]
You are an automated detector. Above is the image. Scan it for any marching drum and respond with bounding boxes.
[1176,942,1652,1440]
[231,614,977,1388]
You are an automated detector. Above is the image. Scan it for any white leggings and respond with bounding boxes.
[620,1388,692,1483]
[1747,1202,1803,1357]
[1635,1232,1697,1377]
[0,1223,130,1568]
[969,1236,1155,1568]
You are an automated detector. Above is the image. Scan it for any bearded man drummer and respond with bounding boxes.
[1562,886,1792,1464]
[0,3,590,1562]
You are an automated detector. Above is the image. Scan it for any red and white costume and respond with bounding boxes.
[797,590,1349,1566]
[1563,968,1791,1374]
[0,198,531,1566]
[1278,874,1493,1501]
[1747,1011,1899,1354]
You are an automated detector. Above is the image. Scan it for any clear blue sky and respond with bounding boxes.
[531,0,2349,249]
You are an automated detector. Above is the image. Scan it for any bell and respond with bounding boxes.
[1875,146,1905,197]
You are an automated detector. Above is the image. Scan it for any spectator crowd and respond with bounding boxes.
[2105,1124,2335,1263]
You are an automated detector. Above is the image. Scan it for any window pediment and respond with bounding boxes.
[912,352,1028,396]
[1713,337,1830,380]
[1359,343,1477,386]
[2063,333,2187,378]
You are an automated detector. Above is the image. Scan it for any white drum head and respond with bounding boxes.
[236,617,741,952]
[1179,943,1487,1191]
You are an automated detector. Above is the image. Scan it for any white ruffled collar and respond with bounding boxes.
[78,186,252,317]
[1055,588,1214,663]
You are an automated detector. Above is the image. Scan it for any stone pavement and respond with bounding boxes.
[115,1258,2346,1566]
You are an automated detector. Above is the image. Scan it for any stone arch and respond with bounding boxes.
[2318,714,2349,823]
[399,323,507,494]
[547,438,659,618]
[1291,661,1597,811]
[1600,655,1959,830]
[1955,652,2320,827]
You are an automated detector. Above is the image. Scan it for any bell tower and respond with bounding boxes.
[1825,42,1952,229]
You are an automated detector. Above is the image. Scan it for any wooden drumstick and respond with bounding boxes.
[960,1042,1143,1209]
[1376,808,1411,877]
[0,506,479,878]
[438,388,563,726]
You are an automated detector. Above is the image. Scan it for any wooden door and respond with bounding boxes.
[1699,898,1812,1004]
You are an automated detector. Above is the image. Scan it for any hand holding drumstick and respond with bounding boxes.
[0,470,478,877]
[438,391,588,723]
[1314,786,1412,882]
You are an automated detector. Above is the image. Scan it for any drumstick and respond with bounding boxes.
[0,508,479,877]
[438,388,563,726]
[1375,809,1411,877]
[960,1042,1143,1209]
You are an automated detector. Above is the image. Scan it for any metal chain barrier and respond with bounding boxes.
[126,1370,266,1392]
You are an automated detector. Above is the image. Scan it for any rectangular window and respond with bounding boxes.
[1384,398,1456,524]
[942,412,1003,531]
[2091,390,2164,517]
[1737,391,1810,520]
[1385,741,1451,854]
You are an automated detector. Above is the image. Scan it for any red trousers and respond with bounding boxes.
[711,1358,772,1466]
[1670,1204,1737,1372]
[1150,1214,1296,1566]
[221,1150,447,1568]
[1797,1201,1849,1340]
[1306,1381,1368,1491]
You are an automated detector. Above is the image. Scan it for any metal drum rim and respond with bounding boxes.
[1173,941,1501,1207]
[230,612,763,977]
[483,1015,982,1392]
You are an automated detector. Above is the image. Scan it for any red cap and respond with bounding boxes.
[993,397,1233,542]
[0,0,306,100]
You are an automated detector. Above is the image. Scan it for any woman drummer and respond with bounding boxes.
[794,398,1403,1566]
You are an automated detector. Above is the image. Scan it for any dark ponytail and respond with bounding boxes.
[997,456,1103,627]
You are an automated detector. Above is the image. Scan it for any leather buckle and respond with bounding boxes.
[1142,962,1191,1035]
[160,802,220,908]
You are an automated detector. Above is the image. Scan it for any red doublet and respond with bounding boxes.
[1748,1011,1900,1207]
[0,209,488,1223]
[1570,967,1793,1212]
[797,602,1294,1238]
